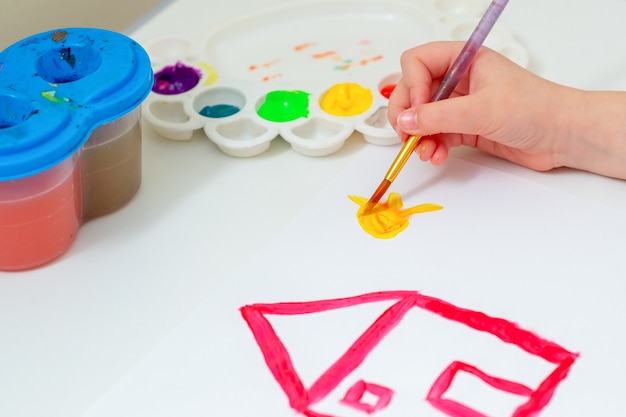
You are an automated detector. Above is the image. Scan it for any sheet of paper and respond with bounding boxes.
[84,145,626,417]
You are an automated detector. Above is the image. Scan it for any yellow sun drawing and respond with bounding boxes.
[348,192,442,239]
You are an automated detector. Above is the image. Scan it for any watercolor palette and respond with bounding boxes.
[142,0,528,157]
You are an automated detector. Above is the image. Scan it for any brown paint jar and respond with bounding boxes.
[81,108,143,220]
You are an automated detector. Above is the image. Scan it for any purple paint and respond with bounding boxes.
[152,62,201,95]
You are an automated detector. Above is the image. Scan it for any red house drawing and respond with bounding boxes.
[240,291,577,417]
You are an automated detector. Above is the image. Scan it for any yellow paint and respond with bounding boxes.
[319,83,373,116]
[199,62,218,86]
[348,193,442,239]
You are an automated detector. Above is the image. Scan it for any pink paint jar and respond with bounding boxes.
[0,156,82,271]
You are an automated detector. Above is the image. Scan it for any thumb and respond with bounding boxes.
[396,95,487,137]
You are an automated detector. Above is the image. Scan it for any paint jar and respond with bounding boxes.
[0,156,82,271]
[81,108,143,219]
[0,28,153,271]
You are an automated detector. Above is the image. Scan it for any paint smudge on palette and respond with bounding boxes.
[261,73,283,82]
[311,50,336,59]
[245,39,387,81]
[294,42,317,52]
[249,58,281,71]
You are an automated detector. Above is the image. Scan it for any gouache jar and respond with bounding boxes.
[0,28,153,271]
[0,156,82,271]
[81,108,143,219]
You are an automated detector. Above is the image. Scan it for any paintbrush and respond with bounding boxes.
[365,0,510,212]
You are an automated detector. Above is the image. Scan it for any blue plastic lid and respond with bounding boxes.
[0,28,153,180]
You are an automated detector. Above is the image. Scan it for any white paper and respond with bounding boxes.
[84,145,626,417]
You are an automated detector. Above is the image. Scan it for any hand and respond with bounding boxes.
[387,41,578,172]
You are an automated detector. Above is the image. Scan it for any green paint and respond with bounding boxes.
[257,90,310,122]
[41,91,67,104]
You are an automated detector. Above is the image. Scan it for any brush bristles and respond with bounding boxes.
[364,179,391,214]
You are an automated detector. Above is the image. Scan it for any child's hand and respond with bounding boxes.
[388,41,576,173]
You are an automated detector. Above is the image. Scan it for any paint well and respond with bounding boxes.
[380,84,396,99]
[153,62,201,95]
[199,104,240,118]
[193,87,245,119]
[257,90,310,122]
[0,94,37,128]
[37,44,102,84]
[319,83,373,117]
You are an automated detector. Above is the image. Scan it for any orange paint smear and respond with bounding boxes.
[335,64,352,71]
[312,51,336,59]
[294,42,316,51]
[249,59,281,71]
[359,55,384,66]
[262,74,283,82]
[348,193,442,239]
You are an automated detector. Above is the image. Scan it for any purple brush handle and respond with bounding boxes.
[432,0,510,102]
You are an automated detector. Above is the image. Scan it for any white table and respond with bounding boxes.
[2,0,626,416]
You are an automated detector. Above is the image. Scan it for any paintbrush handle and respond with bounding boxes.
[369,0,510,207]
[384,135,422,182]
[432,0,510,102]
[383,0,509,182]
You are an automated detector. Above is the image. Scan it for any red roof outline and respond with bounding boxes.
[240,290,578,416]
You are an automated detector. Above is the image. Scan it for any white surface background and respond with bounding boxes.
[83,144,626,417]
[2,0,626,416]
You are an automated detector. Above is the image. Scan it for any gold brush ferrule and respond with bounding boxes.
[384,135,422,182]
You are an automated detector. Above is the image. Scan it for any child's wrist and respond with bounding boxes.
[562,90,626,179]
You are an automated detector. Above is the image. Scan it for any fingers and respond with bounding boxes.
[387,78,411,136]
[386,41,484,166]
[387,41,472,134]
[414,137,453,165]
[398,94,492,166]
[416,138,436,161]
[397,93,491,138]
[400,41,468,87]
